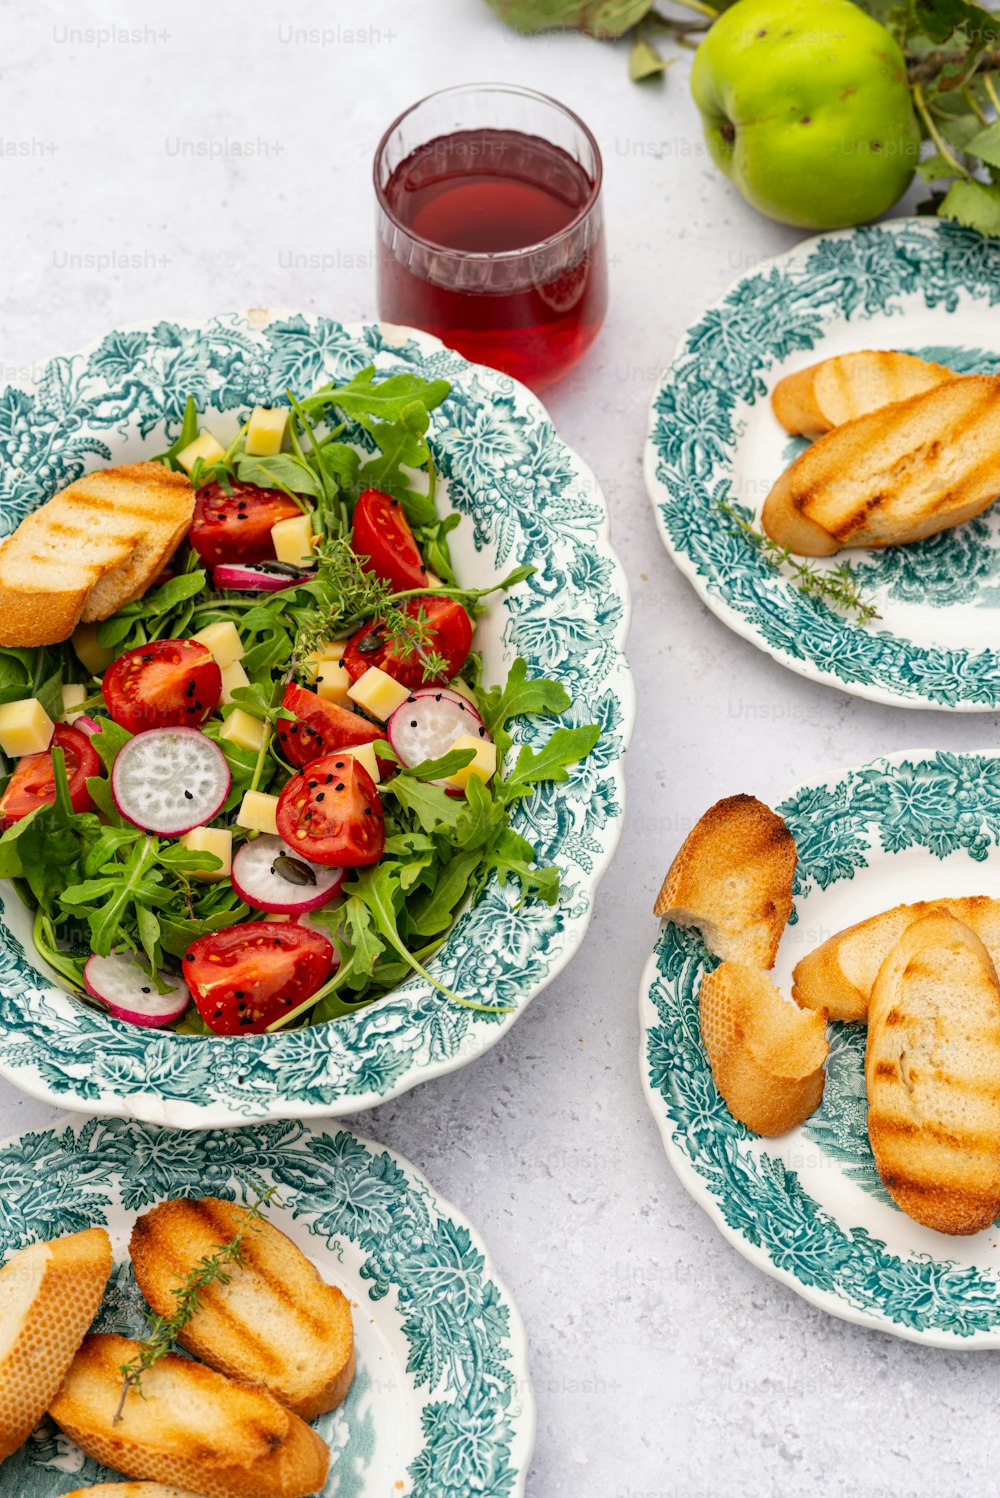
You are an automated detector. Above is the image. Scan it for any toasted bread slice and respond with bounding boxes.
[129,1197,354,1421]
[0,1226,112,1464]
[64,1486,204,1497]
[761,374,1000,556]
[49,1333,329,1498]
[793,895,1000,1023]
[700,962,828,1135]
[866,911,1000,1235]
[655,794,796,968]
[0,463,194,647]
[771,351,954,438]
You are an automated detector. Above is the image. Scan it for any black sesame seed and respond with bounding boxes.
[141,654,153,663]
[184,789,193,800]
[410,720,418,728]
[325,774,333,784]
[363,807,372,815]
[335,782,344,791]
[141,986,151,994]
[235,990,245,998]
[316,792,325,801]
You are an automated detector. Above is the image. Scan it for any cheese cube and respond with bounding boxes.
[236,790,280,836]
[245,406,289,457]
[337,741,382,784]
[72,622,114,676]
[303,640,345,679]
[315,661,352,707]
[271,513,315,566]
[192,620,244,669]
[424,570,443,588]
[219,659,250,704]
[61,683,87,722]
[177,430,226,474]
[0,698,55,758]
[347,666,410,722]
[220,709,266,754]
[179,826,233,882]
[443,732,497,792]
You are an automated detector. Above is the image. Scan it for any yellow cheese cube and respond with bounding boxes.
[271,513,315,566]
[72,622,114,676]
[337,741,382,784]
[236,790,280,836]
[444,732,497,792]
[303,640,346,680]
[315,661,352,707]
[192,620,244,669]
[245,406,289,457]
[61,683,87,722]
[346,666,410,722]
[176,430,226,474]
[220,709,266,754]
[179,826,233,882]
[449,678,477,706]
[219,659,250,705]
[0,698,55,758]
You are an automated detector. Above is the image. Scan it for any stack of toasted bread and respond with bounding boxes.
[657,796,1000,1237]
[0,463,194,647]
[760,349,1000,557]
[0,1196,355,1495]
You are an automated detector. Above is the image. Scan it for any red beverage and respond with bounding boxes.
[375,91,607,391]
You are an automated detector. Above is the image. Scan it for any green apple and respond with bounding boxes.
[691,0,920,229]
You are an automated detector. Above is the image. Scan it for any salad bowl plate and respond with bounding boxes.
[641,748,1000,1347]
[645,216,1000,711]
[0,312,632,1126]
[0,1112,535,1496]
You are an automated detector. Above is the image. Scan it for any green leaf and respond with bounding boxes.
[235,453,321,500]
[481,828,560,906]
[936,112,982,151]
[34,664,64,726]
[629,34,667,81]
[88,719,132,773]
[940,177,1000,234]
[498,724,601,802]
[915,0,1000,44]
[384,775,466,834]
[313,366,450,430]
[152,395,199,470]
[967,120,1000,167]
[400,746,476,783]
[917,152,959,181]
[0,806,46,880]
[481,657,571,757]
[407,848,482,937]
[485,0,652,36]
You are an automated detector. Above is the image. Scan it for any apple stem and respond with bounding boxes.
[912,82,971,179]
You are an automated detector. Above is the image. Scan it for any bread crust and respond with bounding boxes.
[866,911,1000,1236]
[793,894,1000,1023]
[0,1226,112,1464]
[655,794,796,968]
[700,961,828,1136]
[771,350,954,438]
[63,1486,205,1497]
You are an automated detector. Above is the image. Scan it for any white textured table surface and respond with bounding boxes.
[3,4,999,1496]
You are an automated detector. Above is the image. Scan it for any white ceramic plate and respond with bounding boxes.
[641,748,1000,1345]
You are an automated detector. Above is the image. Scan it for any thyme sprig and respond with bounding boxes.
[115,1183,279,1424]
[719,501,880,625]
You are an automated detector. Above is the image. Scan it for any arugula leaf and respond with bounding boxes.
[0,806,46,880]
[152,395,199,470]
[59,835,163,957]
[407,848,482,937]
[15,751,102,916]
[234,453,321,501]
[479,827,560,906]
[88,719,132,773]
[498,724,602,803]
[311,366,450,431]
[384,775,466,835]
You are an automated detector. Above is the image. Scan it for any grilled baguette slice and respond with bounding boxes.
[64,1486,205,1497]
[129,1197,354,1421]
[771,350,954,438]
[793,894,1000,1023]
[0,463,193,646]
[0,1227,112,1464]
[49,1334,330,1498]
[655,794,796,968]
[761,373,1000,556]
[700,962,828,1135]
[866,911,1000,1235]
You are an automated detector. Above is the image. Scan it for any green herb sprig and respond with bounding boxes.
[719,501,880,625]
[115,1184,279,1424]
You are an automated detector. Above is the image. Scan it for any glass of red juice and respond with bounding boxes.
[374,83,607,392]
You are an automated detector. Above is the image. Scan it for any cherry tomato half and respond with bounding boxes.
[278,683,386,770]
[276,753,385,867]
[0,723,101,827]
[184,920,334,1035]
[342,597,473,690]
[352,487,428,593]
[102,640,222,735]
[190,480,302,568]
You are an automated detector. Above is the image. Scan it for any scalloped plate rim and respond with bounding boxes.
[639,744,1000,1349]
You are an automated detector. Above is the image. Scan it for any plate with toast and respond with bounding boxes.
[641,748,1000,1345]
[645,217,1000,710]
[0,1113,534,1495]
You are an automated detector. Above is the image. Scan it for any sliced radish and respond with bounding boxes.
[111,728,231,835]
[74,715,102,737]
[231,835,345,914]
[213,561,311,592]
[423,687,483,721]
[388,689,490,775]
[84,952,189,1028]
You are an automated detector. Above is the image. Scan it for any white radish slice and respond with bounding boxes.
[111,728,231,836]
[84,952,189,1028]
[74,715,101,737]
[388,690,490,774]
[232,835,345,914]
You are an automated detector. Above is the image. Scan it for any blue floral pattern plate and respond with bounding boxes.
[0,313,632,1127]
[0,1114,534,1496]
[641,749,1000,1345]
[645,217,1000,710]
